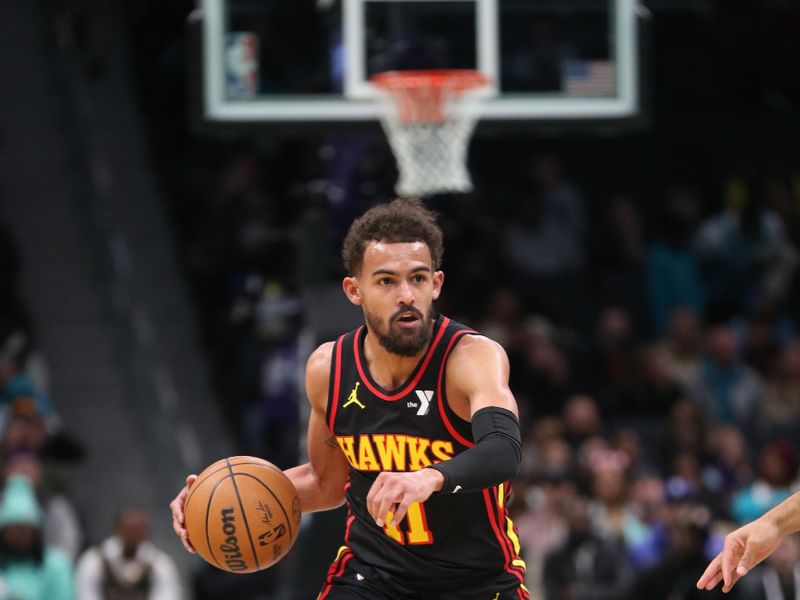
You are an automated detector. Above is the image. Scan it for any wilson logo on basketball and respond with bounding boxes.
[219,507,247,571]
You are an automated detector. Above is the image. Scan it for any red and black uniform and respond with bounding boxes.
[318,315,528,600]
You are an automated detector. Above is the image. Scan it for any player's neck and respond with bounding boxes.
[362,330,431,389]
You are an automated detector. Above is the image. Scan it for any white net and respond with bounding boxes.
[372,71,488,198]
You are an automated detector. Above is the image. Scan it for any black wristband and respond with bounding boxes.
[428,406,522,494]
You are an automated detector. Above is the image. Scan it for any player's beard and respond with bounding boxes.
[365,305,435,357]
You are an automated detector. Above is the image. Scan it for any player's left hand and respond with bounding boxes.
[367,468,444,527]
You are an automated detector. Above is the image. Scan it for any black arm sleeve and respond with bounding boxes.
[427,406,522,493]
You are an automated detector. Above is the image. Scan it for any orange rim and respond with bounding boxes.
[371,69,489,93]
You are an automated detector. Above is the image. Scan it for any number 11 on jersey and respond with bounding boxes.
[384,502,433,545]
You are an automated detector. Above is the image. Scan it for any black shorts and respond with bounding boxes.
[316,548,530,600]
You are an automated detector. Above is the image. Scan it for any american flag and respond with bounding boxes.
[562,60,616,96]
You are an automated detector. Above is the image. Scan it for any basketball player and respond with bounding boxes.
[170,198,528,599]
[697,491,800,594]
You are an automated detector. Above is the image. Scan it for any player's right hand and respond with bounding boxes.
[170,474,198,553]
[696,517,782,592]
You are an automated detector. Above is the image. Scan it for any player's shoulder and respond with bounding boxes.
[448,333,508,367]
[306,341,335,380]
[305,342,336,411]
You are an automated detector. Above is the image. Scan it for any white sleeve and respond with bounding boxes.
[75,549,104,600]
[149,552,184,600]
[44,496,84,562]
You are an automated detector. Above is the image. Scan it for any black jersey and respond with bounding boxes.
[323,315,527,593]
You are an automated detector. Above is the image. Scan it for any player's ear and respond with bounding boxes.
[432,270,444,301]
[342,276,363,306]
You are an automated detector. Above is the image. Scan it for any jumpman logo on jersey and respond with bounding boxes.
[343,382,365,409]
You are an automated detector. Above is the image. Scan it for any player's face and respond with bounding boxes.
[344,241,443,357]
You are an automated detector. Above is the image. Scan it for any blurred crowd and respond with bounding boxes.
[0,222,182,598]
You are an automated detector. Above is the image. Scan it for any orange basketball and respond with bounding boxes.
[184,456,301,573]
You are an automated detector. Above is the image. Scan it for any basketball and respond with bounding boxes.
[184,456,301,573]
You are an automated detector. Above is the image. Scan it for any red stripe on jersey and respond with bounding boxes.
[326,334,347,432]
[496,483,525,580]
[342,478,356,542]
[344,512,355,542]
[353,317,450,401]
[436,329,476,448]
[482,488,524,586]
[317,547,354,600]
[497,485,527,585]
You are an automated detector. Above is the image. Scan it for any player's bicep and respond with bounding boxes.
[449,336,519,418]
[305,404,349,484]
[302,342,349,501]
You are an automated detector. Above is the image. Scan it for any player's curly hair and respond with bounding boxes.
[342,198,444,276]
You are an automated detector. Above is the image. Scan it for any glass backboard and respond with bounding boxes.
[198,0,642,123]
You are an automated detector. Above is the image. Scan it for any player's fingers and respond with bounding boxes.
[737,545,757,577]
[180,530,197,554]
[722,570,743,594]
[391,499,411,528]
[367,475,386,521]
[696,554,722,589]
[722,548,754,592]
[170,491,187,527]
[171,508,184,536]
[721,537,743,590]
[700,570,724,591]
[171,475,198,530]
[375,491,398,528]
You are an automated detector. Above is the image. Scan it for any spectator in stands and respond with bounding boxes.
[759,340,800,440]
[659,400,708,473]
[519,416,571,483]
[651,307,704,393]
[626,473,670,569]
[577,307,639,413]
[515,317,574,418]
[736,309,784,378]
[1,402,48,457]
[439,193,502,318]
[687,324,762,427]
[501,156,586,284]
[544,496,633,600]
[704,425,755,504]
[0,474,74,600]
[562,394,604,453]
[0,355,56,433]
[694,189,797,321]
[512,473,574,599]
[478,287,525,358]
[76,507,182,600]
[3,451,83,562]
[586,453,641,547]
[730,440,798,526]
[611,429,648,478]
[645,188,705,333]
[633,503,727,599]
[590,195,648,324]
[616,346,682,418]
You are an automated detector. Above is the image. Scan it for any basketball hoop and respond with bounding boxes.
[371,69,490,198]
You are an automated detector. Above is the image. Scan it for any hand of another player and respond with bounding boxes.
[696,517,782,593]
[170,474,198,553]
[367,468,444,528]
